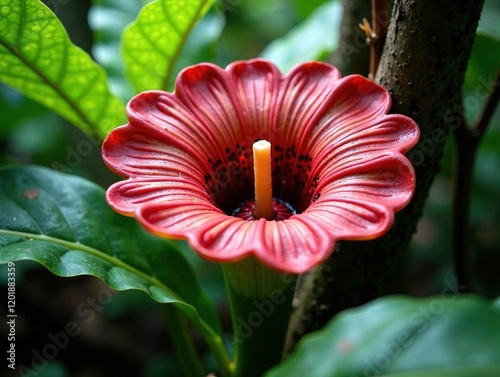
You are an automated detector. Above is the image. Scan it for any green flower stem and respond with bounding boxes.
[162,305,205,377]
[222,257,297,377]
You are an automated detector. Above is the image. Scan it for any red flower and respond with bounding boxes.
[102,59,419,274]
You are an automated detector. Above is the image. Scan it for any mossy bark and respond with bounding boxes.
[285,0,484,354]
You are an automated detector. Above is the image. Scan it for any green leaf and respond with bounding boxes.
[90,1,222,98]
[266,295,500,377]
[0,165,222,339]
[0,0,125,139]
[260,0,342,73]
[122,0,214,93]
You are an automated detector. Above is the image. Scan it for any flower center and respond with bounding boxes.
[232,198,296,221]
[203,141,316,220]
[231,140,296,221]
[252,140,275,220]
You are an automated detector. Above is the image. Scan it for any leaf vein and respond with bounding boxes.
[0,35,100,138]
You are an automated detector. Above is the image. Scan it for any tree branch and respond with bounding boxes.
[473,67,500,136]
[359,0,389,78]
[451,66,500,293]
[285,0,485,354]
[329,0,371,76]
[370,0,388,78]
[452,113,478,294]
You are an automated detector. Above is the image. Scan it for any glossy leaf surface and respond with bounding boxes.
[266,295,500,377]
[0,0,125,138]
[0,165,222,337]
[122,0,214,93]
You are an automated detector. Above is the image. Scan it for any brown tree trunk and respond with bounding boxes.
[285,0,484,354]
[329,0,371,76]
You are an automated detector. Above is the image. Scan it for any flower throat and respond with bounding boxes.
[232,140,296,221]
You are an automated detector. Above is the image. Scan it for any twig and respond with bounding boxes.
[452,110,478,293]
[359,0,388,79]
[473,67,500,136]
[452,66,500,293]
[371,0,388,77]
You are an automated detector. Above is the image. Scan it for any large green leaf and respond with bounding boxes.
[122,0,214,93]
[0,0,125,139]
[91,0,222,99]
[266,295,500,377]
[0,165,222,340]
[260,0,342,73]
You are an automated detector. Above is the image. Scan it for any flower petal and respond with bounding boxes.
[258,217,333,273]
[102,122,212,215]
[300,153,416,241]
[102,122,204,179]
[276,62,342,142]
[169,60,285,206]
[320,153,416,212]
[102,59,420,275]
[136,200,334,273]
[308,115,419,187]
[174,63,245,150]
[137,200,265,262]
[227,59,282,136]
[126,90,220,165]
[270,62,342,202]
[106,178,207,216]
[303,197,394,241]
[296,74,392,154]
[137,200,226,238]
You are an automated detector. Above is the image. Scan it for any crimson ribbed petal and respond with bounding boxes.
[102,59,419,274]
